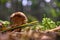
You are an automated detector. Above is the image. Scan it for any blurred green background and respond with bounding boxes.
[0,0,60,22]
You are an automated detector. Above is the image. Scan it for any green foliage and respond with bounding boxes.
[2,21,10,27]
[0,20,10,27]
[41,17,57,30]
[57,21,60,26]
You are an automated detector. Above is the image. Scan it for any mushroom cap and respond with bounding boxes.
[10,12,28,26]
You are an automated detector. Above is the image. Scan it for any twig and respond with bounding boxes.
[48,26,60,32]
[1,21,39,33]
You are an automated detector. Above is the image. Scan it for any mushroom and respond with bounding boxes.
[10,12,28,31]
[10,12,28,26]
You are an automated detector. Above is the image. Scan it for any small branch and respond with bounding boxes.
[1,21,39,33]
[48,26,60,32]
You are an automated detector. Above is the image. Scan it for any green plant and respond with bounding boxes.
[41,17,57,30]
[0,20,10,27]
[2,21,10,27]
[57,21,60,26]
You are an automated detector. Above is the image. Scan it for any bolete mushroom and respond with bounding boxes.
[10,12,28,31]
[10,12,28,26]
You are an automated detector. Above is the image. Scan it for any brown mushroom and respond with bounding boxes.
[10,12,28,26]
[10,12,28,31]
